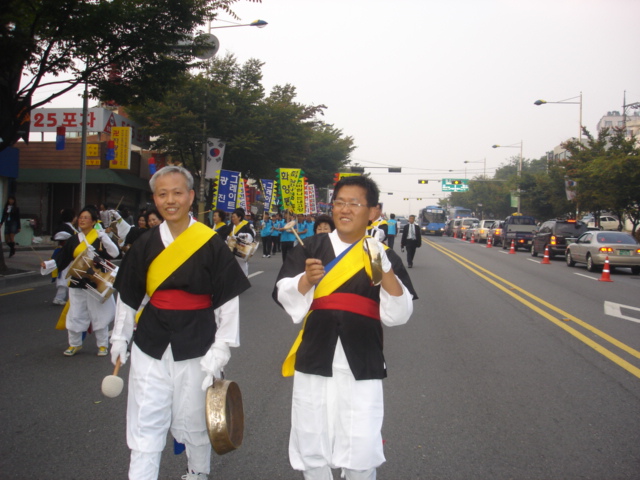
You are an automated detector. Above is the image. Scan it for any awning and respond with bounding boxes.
[17,168,151,191]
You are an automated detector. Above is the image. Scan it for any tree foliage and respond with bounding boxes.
[127,54,354,202]
[0,0,258,152]
[447,128,640,232]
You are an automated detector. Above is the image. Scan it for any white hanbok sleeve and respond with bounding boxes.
[276,272,314,324]
[214,296,240,347]
[379,277,413,327]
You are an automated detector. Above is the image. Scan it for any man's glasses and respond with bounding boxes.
[331,201,367,210]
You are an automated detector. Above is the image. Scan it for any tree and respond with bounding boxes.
[0,0,258,153]
[127,54,353,209]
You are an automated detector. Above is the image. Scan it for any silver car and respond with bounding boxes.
[566,231,640,274]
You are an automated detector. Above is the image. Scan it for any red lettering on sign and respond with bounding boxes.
[61,112,78,127]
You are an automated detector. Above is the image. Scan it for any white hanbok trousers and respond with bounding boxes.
[289,346,385,473]
[126,344,211,479]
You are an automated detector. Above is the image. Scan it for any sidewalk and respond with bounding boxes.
[0,238,57,289]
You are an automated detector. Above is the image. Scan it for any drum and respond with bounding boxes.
[205,378,244,455]
[227,236,259,260]
[65,248,118,303]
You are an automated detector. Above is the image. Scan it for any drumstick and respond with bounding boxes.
[30,245,45,263]
[101,357,124,398]
[283,220,304,247]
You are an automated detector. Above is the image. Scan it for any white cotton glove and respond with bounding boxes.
[110,210,121,221]
[110,340,129,366]
[379,241,392,273]
[200,340,231,391]
[374,229,386,243]
[237,233,253,243]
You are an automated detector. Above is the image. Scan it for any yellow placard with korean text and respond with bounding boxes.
[109,127,131,170]
[86,143,100,166]
[278,168,302,213]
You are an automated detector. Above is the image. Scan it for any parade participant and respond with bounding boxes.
[1,195,21,257]
[110,165,250,480]
[305,214,315,239]
[212,209,231,240]
[313,214,334,234]
[227,208,255,277]
[279,210,297,262]
[295,214,308,244]
[270,213,282,253]
[122,213,148,253]
[261,212,273,257]
[273,175,417,480]
[386,213,398,249]
[146,209,163,228]
[50,208,78,305]
[40,205,119,356]
[367,203,388,244]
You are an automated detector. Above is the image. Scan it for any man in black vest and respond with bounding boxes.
[401,214,421,268]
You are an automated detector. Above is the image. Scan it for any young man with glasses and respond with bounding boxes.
[273,175,417,480]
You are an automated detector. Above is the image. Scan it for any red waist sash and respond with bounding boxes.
[310,293,380,320]
[150,289,212,310]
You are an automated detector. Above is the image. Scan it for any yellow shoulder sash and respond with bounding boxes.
[282,236,375,377]
[146,222,216,297]
[232,220,248,236]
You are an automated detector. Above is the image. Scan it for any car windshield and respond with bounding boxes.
[510,217,536,225]
[556,223,588,236]
[597,232,637,244]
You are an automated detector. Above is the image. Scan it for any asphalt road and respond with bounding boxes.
[1,236,639,480]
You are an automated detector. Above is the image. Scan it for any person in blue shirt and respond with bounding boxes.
[296,214,308,242]
[261,212,273,258]
[280,211,297,262]
[271,213,283,253]
[304,214,315,239]
[387,213,398,249]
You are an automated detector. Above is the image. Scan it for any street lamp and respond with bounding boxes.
[623,90,640,130]
[534,92,583,143]
[195,19,268,224]
[463,158,486,179]
[492,141,523,213]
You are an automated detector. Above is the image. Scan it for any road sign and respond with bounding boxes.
[441,178,469,192]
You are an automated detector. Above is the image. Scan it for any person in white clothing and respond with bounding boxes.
[273,175,417,480]
[41,205,119,356]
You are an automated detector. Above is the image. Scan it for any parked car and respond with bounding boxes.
[472,220,496,243]
[565,231,640,274]
[587,215,621,231]
[396,216,409,233]
[531,219,588,258]
[455,218,479,239]
[444,219,456,237]
[500,214,537,251]
[489,220,505,246]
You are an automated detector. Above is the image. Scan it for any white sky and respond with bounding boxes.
[40,0,640,216]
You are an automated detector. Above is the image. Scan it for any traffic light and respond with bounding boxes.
[452,180,461,185]
[388,167,402,173]
[418,179,428,184]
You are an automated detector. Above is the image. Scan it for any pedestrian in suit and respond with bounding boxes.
[401,215,421,268]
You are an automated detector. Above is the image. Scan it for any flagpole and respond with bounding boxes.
[198,93,208,225]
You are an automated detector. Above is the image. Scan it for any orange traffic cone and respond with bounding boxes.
[541,245,551,264]
[509,240,516,254]
[453,230,457,239]
[470,233,475,244]
[486,235,492,248]
[598,256,613,282]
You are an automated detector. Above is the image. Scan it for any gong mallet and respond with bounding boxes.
[283,220,305,247]
[101,357,124,398]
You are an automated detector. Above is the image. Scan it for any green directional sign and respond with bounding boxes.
[441,178,469,192]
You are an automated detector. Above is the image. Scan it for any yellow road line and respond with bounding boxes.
[0,288,34,297]
[425,238,640,380]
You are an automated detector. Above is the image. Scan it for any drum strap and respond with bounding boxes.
[282,236,380,377]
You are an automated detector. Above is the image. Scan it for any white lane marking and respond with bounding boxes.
[574,272,598,280]
[527,259,541,264]
[604,301,640,324]
[248,271,264,279]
